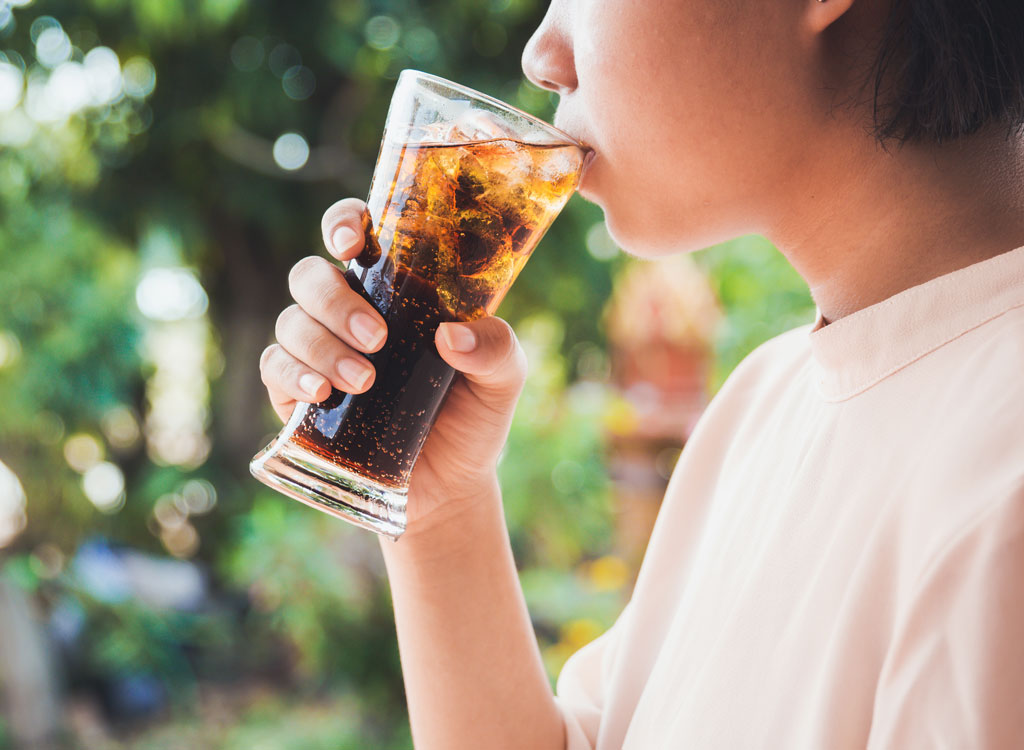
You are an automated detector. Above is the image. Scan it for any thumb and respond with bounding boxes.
[435,316,528,405]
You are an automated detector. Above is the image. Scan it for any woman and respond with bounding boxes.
[259,0,1024,746]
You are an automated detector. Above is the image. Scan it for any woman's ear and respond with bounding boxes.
[805,0,858,34]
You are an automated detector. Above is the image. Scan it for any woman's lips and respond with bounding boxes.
[581,147,598,191]
[581,147,597,174]
[552,113,596,193]
[576,148,598,199]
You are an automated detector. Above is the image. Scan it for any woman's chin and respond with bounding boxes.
[601,206,719,259]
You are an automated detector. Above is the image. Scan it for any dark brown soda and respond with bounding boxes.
[289,257,457,489]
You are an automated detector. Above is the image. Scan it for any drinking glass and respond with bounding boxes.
[250,70,590,539]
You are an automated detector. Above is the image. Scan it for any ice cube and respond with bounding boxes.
[437,273,461,318]
[454,206,510,276]
[457,252,515,318]
[445,109,515,143]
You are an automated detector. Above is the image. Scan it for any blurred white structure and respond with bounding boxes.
[604,255,722,571]
[0,458,26,548]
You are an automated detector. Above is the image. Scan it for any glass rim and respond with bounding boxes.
[397,69,590,152]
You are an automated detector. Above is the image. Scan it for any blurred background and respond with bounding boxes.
[0,0,815,747]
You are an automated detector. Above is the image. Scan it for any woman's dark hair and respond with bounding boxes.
[868,0,1024,145]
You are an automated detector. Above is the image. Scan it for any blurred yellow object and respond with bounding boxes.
[541,641,577,679]
[601,395,639,436]
[560,618,604,651]
[587,554,630,592]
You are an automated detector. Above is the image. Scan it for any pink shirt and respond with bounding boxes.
[556,245,1024,749]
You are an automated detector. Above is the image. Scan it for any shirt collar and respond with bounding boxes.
[808,244,1024,402]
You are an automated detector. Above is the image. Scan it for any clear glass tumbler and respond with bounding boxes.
[250,70,590,539]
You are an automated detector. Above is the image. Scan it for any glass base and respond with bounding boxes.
[250,439,407,540]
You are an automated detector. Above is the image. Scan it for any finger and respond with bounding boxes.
[260,344,330,422]
[435,316,527,403]
[275,304,376,394]
[321,198,367,262]
[288,255,388,353]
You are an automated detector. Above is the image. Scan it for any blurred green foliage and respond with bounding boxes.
[697,235,817,388]
[0,0,813,745]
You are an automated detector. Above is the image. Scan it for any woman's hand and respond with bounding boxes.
[259,198,527,537]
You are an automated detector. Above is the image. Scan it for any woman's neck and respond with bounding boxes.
[767,125,1024,323]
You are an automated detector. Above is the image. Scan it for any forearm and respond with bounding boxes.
[379,479,564,750]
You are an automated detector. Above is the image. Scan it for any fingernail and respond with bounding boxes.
[299,373,326,400]
[332,226,359,254]
[338,358,372,391]
[349,312,386,350]
[441,323,476,352]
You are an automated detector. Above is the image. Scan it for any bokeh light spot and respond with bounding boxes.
[83,46,122,105]
[230,35,263,72]
[122,56,156,99]
[0,63,24,112]
[82,461,125,513]
[365,15,400,51]
[29,15,59,44]
[135,267,209,322]
[64,433,104,473]
[2,49,26,73]
[46,61,92,116]
[281,65,315,101]
[35,25,71,68]
[101,405,141,450]
[404,27,440,64]
[180,479,217,515]
[272,132,309,170]
[267,42,300,78]
[160,520,199,558]
[153,494,186,529]
[0,330,22,367]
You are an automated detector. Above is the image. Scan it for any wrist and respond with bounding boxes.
[380,476,505,567]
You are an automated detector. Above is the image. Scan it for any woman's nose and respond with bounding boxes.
[521,2,578,95]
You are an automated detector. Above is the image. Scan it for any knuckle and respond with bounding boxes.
[311,277,351,323]
[305,331,338,366]
[274,306,338,366]
[491,317,519,359]
[277,354,303,383]
[485,318,526,381]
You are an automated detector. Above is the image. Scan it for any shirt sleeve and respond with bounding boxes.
[553,602,632,750]
[868,490,1024,748]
